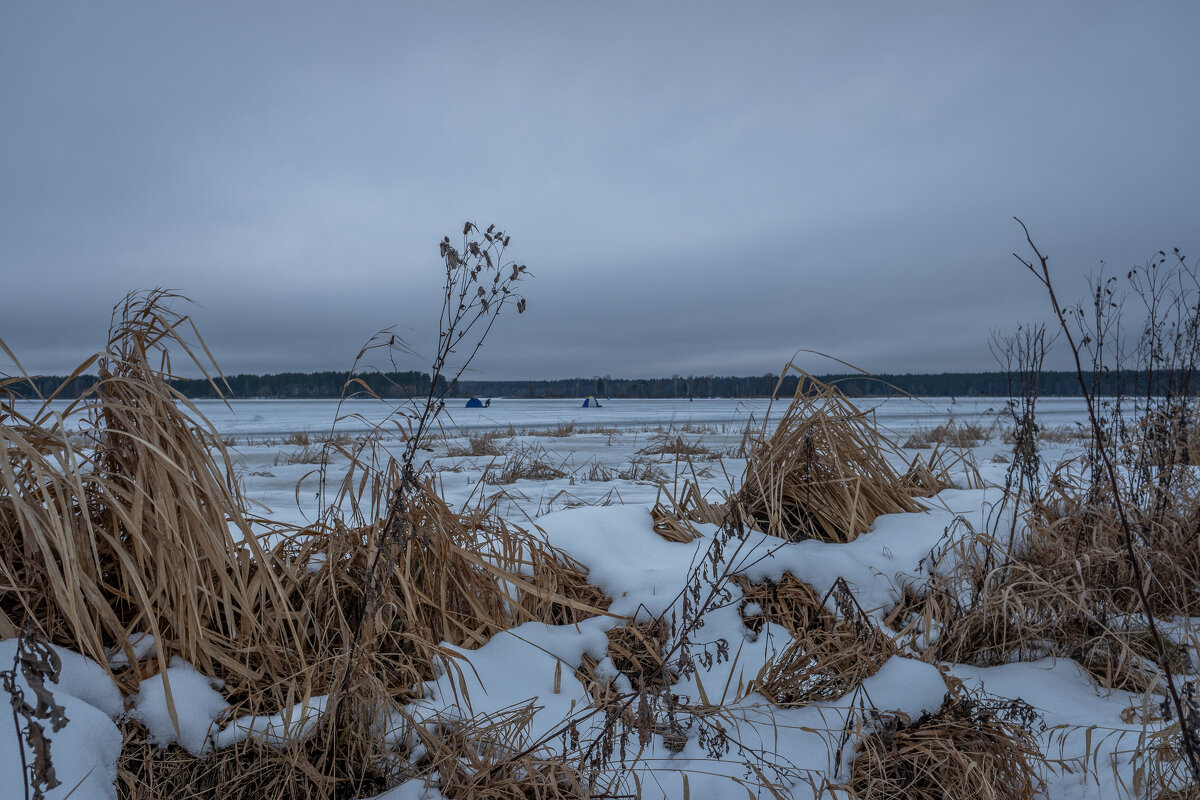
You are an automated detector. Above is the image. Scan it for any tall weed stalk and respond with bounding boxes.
[1014,218,1200,782]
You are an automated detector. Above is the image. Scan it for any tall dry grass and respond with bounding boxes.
[889,459,1200,696]
[1,291,306,715]
[737,368,933,543]
[1,290,612,798]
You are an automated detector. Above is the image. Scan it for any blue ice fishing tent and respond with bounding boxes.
[582,396,602,408]
[465,397,484,408]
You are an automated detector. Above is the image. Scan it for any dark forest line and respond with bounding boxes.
[5,370,1188,400]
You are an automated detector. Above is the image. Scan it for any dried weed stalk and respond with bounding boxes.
[2,625,69,800]
[1015,219,1200,779]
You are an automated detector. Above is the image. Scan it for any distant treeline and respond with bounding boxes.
[5,369,1193,400]
[7,370,446,400]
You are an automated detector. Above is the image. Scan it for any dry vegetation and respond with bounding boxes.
[5,317,1030,798]
[485,442,569,484]
[742,574,898,705]
[902,419,991,449]
[0,286,616,797]
[734,369,943,543]
[888,463,1200,696]
[527,420,577,438]
[837,687,1047,800]
[637,434,723,459]
[6,238,1200,798]
[445,431,507,457]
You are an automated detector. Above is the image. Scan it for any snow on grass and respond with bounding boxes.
[127,657,226,756]
[3,396,1176,798]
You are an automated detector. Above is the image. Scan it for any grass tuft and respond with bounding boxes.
[737,368,927,543]
[839,684,1046,800]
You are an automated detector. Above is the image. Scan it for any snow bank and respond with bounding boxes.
[0,640,123,800]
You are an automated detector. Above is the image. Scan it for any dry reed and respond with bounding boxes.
[889,453,1200,695]
[738,370,928,543]
[0,291,307,710]
[838,686,1046,800]
[445,432,506,457]
[1,291,613,798]
[743,574,898,705]
[902,420,990,449]
[650,481,727,544]
[637,434,721,459]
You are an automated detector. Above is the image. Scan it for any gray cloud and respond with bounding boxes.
[2,2,1197,381]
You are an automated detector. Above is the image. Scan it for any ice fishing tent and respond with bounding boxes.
[582,396,602,408]
[465,397,484,408]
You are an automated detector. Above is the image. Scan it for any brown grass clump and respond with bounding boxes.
[279,474,611,697]
[888,476,1199,694]
[0,291,307,705]
[528,421,577,438]
[650,481,727,543]
[838,686,1046,800]
[618,456,668,484]
[737,572,826,636]
[279,442,328,464]
[131,497,606,793]
[903,420,990,449]
[902,443,984,494]
[738,370,926,543]
[1129,722,1200,800]
[487,443,568,484]
[581,459,616,482]
[890,566,1169,695]
[116,720,385,800]
[1033,424,1089,444]
[445,432,506,457]
[1,290,614,797]
[742,575,897,705]
[637,434,721,459]
[1155,788,1200,800]
[899,450,956,497]
[576,620,670,710]
[404,702,605,800]
[605,620,670,688]
[1027,474,1200,619]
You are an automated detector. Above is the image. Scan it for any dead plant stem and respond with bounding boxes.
[1014,216,1200,781]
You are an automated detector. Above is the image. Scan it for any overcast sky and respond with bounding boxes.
[2,2,1197,381]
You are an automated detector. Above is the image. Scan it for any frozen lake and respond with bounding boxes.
[148,395,1090,439]
[159,394,1092,526]
[9,393,1096,524]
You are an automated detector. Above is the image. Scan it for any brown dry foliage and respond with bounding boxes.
[404,702,605,800]
[650,480,727,543]
[737,369,929,543]
[903,420,990,450]
[889,468,1200,694]
[838,688,1046,800]
[487,443,568,484]
[116,720,384,800]
[445,432,507,457]
[742,574,898,705]
[637,434,721,459]
[0,291,307,714]
[1,291,612,798]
